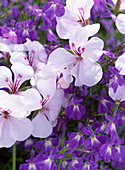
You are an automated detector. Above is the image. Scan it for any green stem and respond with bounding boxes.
[12,143,16,170]
[58,159,62,170]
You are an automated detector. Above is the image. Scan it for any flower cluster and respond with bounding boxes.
[0,0,125,169]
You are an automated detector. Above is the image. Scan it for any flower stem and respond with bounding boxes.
[12,143,16,170]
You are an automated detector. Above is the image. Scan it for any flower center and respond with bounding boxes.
[0,107,12,119]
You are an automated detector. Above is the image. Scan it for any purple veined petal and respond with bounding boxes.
[9,117,33,141]
[69,27,88,51]
[23,88,42,112]
[83,37,104,63]
[85,23,100,37]
[109,85,125,102]
[25,38,47,64]
[84,0,94,20]
[48,48,76,70]
[0,116,16,148]
[115,53,125,75]
[45,89,64,122]
[7,95,28,118]
[32,112,52,138]
[11,63,34,93]
[56,18,79,39]
[0,66,13,91]
[79,60,103,86]
[0,90,10,107]
[37,78,56,100]
[66,0,87,16]
[116,14,125,34]
[70,61,83,86]
[62,66,73,83]
[55,4,65,17]
[10,51,29,65]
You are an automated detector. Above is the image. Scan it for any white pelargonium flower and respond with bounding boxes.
[48,27,103,86]
[56,0,100,39]
[0,63,34,93]
[116,13,125,34]
[23,88,64,138]
[0,90,33,148]
[10,38,47,70]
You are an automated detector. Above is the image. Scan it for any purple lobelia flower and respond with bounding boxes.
[36,147,63,170]
[19,150,42,170]
[105,110,125,141]
[84,125,105,152]
[97,89,112,114]
[68,123,85,149]
[35,137,59,154]
[65,96,86,121]
[43,0,65,20]
[99,136,118,163]
[75,161,98,170]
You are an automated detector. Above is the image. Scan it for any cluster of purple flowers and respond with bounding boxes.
[0,0,125,169]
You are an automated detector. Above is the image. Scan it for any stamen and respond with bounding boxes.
[72,43,81,56]
[5,77,13,92]
[0,107,12,119]
[78,7,84,23]
[29,50,35,66]
[42,95,50,106]
[13,74,22,93]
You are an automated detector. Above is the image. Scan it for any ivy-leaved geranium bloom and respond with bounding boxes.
[48,27,103,86]
[0,90,33,148]
[56,0,100,39]
[0,63,34,93]
[23,88,64,138]
[116,13,125,34]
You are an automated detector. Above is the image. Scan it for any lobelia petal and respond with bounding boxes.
[32,112,52,138]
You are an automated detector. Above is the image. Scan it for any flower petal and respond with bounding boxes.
[32,112,52,138]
